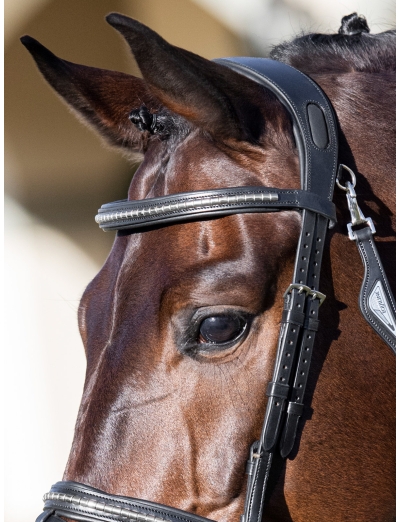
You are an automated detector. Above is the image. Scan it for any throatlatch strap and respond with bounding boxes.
[336,164,396,352]
[353,227,396,352]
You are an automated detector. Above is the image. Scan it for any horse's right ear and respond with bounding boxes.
[20,35,159,154]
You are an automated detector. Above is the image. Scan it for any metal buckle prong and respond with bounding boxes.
[283,284,326,306]
[310,290,326,305]
[283,283,307,298]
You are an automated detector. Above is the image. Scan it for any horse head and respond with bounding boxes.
[22,12,395,522]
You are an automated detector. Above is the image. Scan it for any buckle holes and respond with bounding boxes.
[283,365,288,369]
[305,232,310,236]
[297,304,301,308]
[300,371,305,376]
[289,340,294,345]
[275,402,280,406]
[311,310,316,315]
[286,352,291,357]
[317,237,321,242]
[280,377,285,382]
[300,268,305,272]
[303,359,307,363]
[305,347,310,351]
[307,334,312,339]
[302,256,307,261]
[313,262,318,266]
[315,250,320,254]
[291,328,296,333]
[304,244,309,248]
[297,383,303,388]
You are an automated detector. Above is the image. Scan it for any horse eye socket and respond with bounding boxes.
[198,315,246,344]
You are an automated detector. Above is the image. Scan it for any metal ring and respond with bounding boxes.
[336,164,357,191]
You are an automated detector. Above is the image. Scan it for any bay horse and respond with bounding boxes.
[22,12,395,522]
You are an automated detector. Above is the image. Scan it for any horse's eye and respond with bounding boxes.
[198,315,246,344]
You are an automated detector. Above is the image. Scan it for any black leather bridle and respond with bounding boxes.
[36,58,395,522]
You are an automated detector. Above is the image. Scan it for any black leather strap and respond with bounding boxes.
[353,226,396,352]
[241,448,274,522]
[38,482,215,522]
[35,510,65,522]
[95,187,336,231]
[214,58,338,199]
[214,58,337,522]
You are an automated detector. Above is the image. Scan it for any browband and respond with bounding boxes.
[95,187,337,231]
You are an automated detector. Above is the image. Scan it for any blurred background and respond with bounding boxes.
[4,1,395,521]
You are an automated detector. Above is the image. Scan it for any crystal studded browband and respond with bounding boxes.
[43,491,167,522]
[95,186,337,231]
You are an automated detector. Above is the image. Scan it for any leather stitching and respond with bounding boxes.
[216,59,337,200]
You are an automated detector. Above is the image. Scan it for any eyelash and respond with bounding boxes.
[179,310,253,355]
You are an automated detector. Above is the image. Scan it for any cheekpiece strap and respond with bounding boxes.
[216,58,338,522]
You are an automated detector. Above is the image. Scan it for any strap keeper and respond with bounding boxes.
[266,381,290,399]
[304,318,319,331]
[287,401,304,416]
[281,309,305,326]
[246,459,256,476]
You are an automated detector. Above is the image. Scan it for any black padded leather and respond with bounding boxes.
[214,58,338,199]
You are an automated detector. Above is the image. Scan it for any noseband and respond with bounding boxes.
[37,58,395,522]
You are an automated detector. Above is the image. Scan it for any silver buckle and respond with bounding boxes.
[283,284,326,306]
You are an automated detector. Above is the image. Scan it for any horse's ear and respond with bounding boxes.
[20,35,158,154]
[106,14,266,143]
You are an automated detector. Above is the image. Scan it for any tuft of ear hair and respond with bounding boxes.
[129,105,169,136]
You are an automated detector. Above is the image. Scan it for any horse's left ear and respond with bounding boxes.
[106,14,267,143]
[20,35,160,154]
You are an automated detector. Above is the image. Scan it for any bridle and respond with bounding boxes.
[36,58,395,522]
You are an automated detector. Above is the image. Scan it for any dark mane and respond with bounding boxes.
[270,13,395,75]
